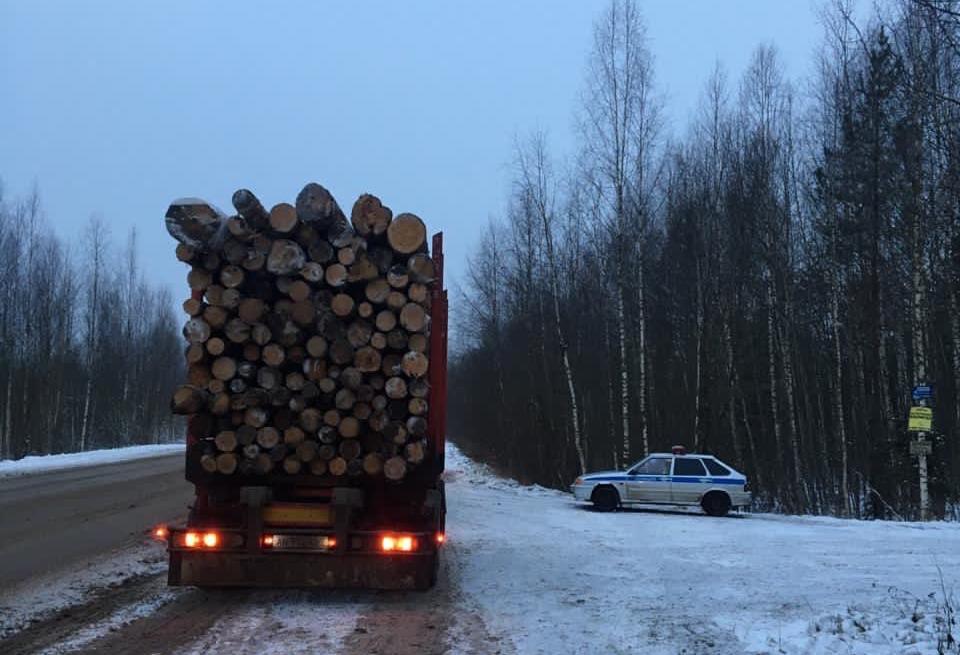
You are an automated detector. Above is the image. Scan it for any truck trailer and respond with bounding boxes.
[164,231,448,591]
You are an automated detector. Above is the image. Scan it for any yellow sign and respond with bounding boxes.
[908,406,933,432]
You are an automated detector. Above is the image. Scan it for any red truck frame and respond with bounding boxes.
[164,233,448,590]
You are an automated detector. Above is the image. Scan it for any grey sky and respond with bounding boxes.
[2,1,827,299]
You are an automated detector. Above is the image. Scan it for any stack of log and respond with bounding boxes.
[167,183,434,482]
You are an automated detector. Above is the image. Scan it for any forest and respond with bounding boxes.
[450,0,960,518]
[0,184,183,460]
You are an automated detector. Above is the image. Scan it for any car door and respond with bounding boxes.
[670,457,710,504]
[624,456,673,503]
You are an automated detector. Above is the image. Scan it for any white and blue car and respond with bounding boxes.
[570,447,751,516]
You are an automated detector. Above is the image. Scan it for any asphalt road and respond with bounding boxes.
[0,454,192,589]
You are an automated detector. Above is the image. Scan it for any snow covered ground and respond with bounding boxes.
[0,443,183,478]
[2,442,958,654]
[444,444,960,655]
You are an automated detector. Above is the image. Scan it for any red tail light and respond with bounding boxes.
[153,525,168,541]
[180,531,221,549]
[380,534,418,553]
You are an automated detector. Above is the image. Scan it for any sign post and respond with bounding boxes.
[908,384,933,521]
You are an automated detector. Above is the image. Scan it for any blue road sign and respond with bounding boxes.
[912,385,932,401]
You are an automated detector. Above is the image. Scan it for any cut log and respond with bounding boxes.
[203,305,228,330]
[238,298,265,324]
[375,310,397,332]
[309,458,328,475]
[408,333,428,354]
[370,332,387,350]
[386,291,408,311]
[406,416,428,437]
[226,217,255,243]
[267,240,306,275]
[291,300,315,326]
[242,443,260,459]
[399,303,428,333]
[340,366,363,389]
[232,189,270,231]
[381,353,402,376]
[251,322,272,346]
[318,377,337,394]
[408,282,429,304]
[323,409,341,427]
[325,263,348,287]
[362,452,384,476]
[284,426,306,445]
[296,440,318,462]
[306,335,327,358]
[387,329,408,351]
[237,424,257,446]
[220,265,245,289]
[409,378,430,398]
[215,430,238,452]
[245,407,269,428]
[262,343,286,367]
[165,198,225,248]
[401,351,429,378]
[347,255,379,283]
[351,193,393,236]
[183,318,211,344]
[224,318,252,344]
[338,416,360,439]
[383,421,408,444]
[337,246,356,266]
[329,338,354,366]
[384,456,407,481]
[299,408,323,432]
[386,213,427,255]
[331,293,355,318]
[296,182,348,230]
[328,456,348,477]
[335,388,356,411]
[352,402,372,421]
[254,453,274,474]
[385,377,408,399]
[205,284,224,306]
[365,278,390,305]
[339,437,362,459]
[405,441,426,464]
[216,453,238,475]
[357,302,374,319]
[368,247,394,274]
[186,343,206,365]
[308,240,334,264]
[369,411,389,432]
[257,426,281,449]
[387,265,409,289]
[285,371,306,391]
[346,320,373,348]
[269,203,299,233]
[242,250,266,271]
[300,262,324,283]
[176,242,197,263]
[183,297,204,316]
[212,356,238,381]
[288,279,311,303]
[222,238,248,265]
[172,385,207,414]
[407,253,435,283]
[408,397,429,416]
[228,378,247,394]
[221,288,241,309]
[206,337,226,356]
[354,346,382,373]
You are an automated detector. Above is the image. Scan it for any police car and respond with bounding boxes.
[570,446,751,516]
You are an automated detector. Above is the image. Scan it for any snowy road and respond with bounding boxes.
[1,445,958,654]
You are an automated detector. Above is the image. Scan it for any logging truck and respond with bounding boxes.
[162,186,448,590]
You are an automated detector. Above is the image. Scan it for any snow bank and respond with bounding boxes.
[0,443,184,478]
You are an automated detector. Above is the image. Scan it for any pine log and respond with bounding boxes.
[375,310,397,332]
[262,343,286,367]
[172,385,207,414]
[381,353,402,376]
[201,454,218,473]
[237,424,257,446]
[206,337,226,356]
[383,421,408,444]
[338,416,360,439]
[318,378,337,394]
[220,265,245,289]
[329,338,354,366]
[226,217,255,243]
[251,322,272,346]
[186,344,206,365]
[309,458,328,475]
[386,213,427,255]
[401,351,429,378]
[296,440,319,462]
[386,291,408,311]
[351,193,393,237]
[222,238,248,265]
[406,416,428,437]
[296,182,348,231]
[384,456,407,481]
[256,426,280,449]
[254,453,274,474]
[387,329,408,351]
[352,402,372,421]
[408,333,428,354]
[202,251,221,270]
[372,394,388,411]
[303,358,327,381]
[183,297,204,316]
[291,300,315,326]
[207,378,226,394]
[370,332,388,350]
[399,303,428,332]
[325,263,348,287]
[212,356,238,381]
[267,240,306,275]
[232,189,270,231]
[340,366,363,389]
[408,397,429,416]
[408,282,429,304]
[205,284,224,306]
[405,441,426,464]
[203,305,228,330]
[183,318,211,344]
[176,242,197,263]
[238,298,265,324]
[242,250,266,271]
[288,279,311,302]
[281,457,300,474]
[387,265,409,289]
[352,346,379,373]
[245,407,269,428]
[305,335,327,358]
[385,377,407,399]
[347,255,379,283]
[409,378,430,398]
[407,253,435,283]
[362,453,384,476]
[365,278,390,304]
[269,203,299,233]
[242,443,260,459]
[331,293,355,318]
[225,318,251,344]
[166,198,225,248]
[221,288,241,309]
[335,388,356,411]
[346,320,373,348]
[328,457,348,477]
[229,378,247,394]
[357,302,374,319]
[308,240,334,264]
[339,437,362,459]
[215,430,238,452]
[337,247,356,266]
[299,408,323,432]
[301,262,325,283]
[369,411,389,432]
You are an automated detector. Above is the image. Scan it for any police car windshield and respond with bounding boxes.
[629,457,671,475]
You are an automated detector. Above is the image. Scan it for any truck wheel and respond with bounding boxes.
[701,491,731,517]
[591,486,619,512]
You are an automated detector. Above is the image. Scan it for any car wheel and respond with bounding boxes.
[701,491,731,517]
[592,486,619,512]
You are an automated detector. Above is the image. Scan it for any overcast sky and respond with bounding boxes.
[2,1,832,299]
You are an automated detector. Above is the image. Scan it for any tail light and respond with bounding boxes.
[152,525,168,541]
[177,530,230,549]
[380,534,418,553]
[435,532,446,546]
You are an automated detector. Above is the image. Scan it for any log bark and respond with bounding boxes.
[166,198,225,248]
[183,318,211,344]
[296,182,348,231]
[407,253,435,283]
[267,240,306,275]
[172,385,207,414]
[232,189,270,231]
[351,194,393,237]
[387,266,409,289]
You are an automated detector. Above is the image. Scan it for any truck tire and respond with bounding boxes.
[591,486,620,512]
[701,491,731,517]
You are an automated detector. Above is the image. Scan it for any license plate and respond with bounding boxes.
[271,535,334,551]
